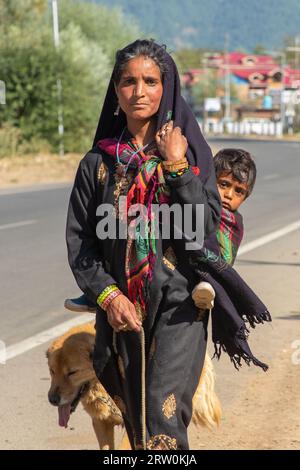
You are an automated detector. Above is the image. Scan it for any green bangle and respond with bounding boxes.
[168,167,190,178]
[97,286,118,304]
[97,284,118,306]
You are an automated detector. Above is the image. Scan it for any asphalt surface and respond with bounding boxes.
[0,183,79,345]
[1,140,299,345]
[0,139,299,449]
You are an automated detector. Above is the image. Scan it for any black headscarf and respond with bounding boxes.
[92,45,212,183]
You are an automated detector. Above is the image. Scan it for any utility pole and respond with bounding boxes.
[51,0,64,156]
[0,80,5,105]
[295,36,300,70]
[283,43,300,135]
[268,50,286,136]
[224,33,231,123]
[279,52,285,135]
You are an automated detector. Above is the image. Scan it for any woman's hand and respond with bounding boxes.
[156,121,188,162]
[106,294,142,333]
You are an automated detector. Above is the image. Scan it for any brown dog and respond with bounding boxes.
[47,322,221,449]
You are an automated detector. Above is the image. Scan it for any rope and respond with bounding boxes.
[113,327,146,449]
[140,327,146,450]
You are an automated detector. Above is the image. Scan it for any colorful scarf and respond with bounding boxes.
[216,208,244,266]
[98,137,170,314]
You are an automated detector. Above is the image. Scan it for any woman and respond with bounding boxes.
[66,39,221,450]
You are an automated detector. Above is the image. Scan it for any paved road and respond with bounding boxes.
[0,140,299,346]
[0,183,77,345]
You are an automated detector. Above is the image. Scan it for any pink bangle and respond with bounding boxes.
[101,289,122,311]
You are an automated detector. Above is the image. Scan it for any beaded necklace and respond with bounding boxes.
[115,127,151,177]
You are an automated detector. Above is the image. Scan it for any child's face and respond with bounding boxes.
[217,172,249,212]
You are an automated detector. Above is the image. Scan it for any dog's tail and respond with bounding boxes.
[192,352,222,429]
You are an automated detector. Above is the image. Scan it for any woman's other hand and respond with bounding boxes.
[156,120,188,162]
[106,294,142,332]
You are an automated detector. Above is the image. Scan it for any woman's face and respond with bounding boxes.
[115,56,163,123]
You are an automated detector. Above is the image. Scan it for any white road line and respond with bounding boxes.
[0,220,36,231]
[4,219,300,362]
[238,219,300,256]
[5,314,95,361]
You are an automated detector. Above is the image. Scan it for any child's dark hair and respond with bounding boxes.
[214,148,257,197]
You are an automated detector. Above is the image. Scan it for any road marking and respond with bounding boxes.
[5,314,95,361]
[4,219,300,361]
[0,220,36,231]
[238,219,300,256]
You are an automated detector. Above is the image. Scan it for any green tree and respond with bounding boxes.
[58,23,111,151]
[0,0,49,49]
[190,69,220,104]
[190,69,238,117]
[0,0,142,155]
[59,0,140,64]
[173,48,203,73]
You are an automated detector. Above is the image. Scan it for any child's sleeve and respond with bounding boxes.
[217,211,244,266]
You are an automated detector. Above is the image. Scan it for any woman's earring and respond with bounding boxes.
[114,104,120,116]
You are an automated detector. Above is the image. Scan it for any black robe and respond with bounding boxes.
[66,147,221,450]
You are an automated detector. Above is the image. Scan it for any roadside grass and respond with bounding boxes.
[0,153,82,188]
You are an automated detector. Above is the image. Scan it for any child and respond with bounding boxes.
[65,148,255,315]
[189,148,270,370]
[191,148,256,312]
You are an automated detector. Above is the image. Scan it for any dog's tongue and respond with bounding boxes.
[58,404,71,428]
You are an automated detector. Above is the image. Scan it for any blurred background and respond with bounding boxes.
[1,0,300,163]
